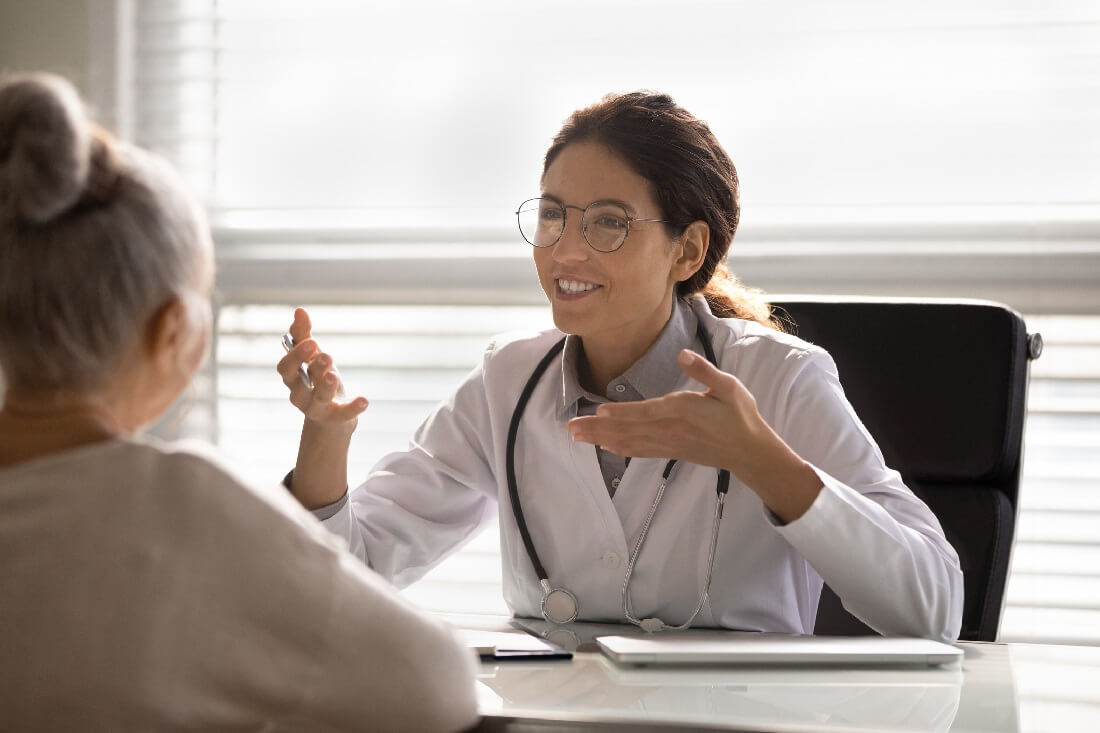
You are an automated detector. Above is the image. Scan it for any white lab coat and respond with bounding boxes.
[322,297,964,642]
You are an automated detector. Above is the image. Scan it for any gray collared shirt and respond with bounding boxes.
[561,299,699,496]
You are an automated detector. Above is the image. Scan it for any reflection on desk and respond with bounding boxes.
[477,653,960,732]
[450,617,1100,732]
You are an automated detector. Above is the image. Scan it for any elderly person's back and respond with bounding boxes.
[0,73,478,733]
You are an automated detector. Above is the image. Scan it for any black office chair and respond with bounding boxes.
[769,297,1042,642]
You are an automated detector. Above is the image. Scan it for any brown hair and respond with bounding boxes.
[543,91,778,329]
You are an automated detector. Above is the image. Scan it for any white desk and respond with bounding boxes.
[451,618,1100,732]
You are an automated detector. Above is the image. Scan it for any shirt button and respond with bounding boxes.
[603,552,621,569]
[611,476,621,489]
[614,384,626,393]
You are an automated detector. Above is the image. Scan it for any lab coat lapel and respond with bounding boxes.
[567,434,629,553]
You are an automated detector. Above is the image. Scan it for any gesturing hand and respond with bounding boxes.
[568,349,822,522]
[568,349,766,473]
[276,307,368,427]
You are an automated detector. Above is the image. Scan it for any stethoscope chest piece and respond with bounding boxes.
[540,581,579,625]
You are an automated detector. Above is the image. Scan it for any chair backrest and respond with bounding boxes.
[769,297,1040,642]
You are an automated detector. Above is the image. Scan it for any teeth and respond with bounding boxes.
[558,278,598,294]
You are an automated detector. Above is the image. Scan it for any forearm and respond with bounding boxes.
[293,418,356,509]
[733,424,823,524]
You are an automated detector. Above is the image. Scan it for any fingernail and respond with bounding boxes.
[678,350,695,366]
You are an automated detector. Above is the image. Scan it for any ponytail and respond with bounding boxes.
[695,263,779,328]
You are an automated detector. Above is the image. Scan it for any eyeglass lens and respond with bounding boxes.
[517,198,630,253]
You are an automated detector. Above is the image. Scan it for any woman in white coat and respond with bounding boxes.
[279,91,964,642]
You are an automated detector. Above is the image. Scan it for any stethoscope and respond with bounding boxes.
[506,319,731,632]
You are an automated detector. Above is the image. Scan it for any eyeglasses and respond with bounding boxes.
[515,197,668,253]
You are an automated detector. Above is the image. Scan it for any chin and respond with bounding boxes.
[549,308,587,337]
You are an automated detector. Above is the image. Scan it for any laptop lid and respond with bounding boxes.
[597,632,963,667]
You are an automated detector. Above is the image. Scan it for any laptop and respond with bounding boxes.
[596,631,963,667]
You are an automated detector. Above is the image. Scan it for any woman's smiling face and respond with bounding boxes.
[535,141,684,353]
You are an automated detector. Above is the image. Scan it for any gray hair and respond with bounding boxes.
[0,72,211,393]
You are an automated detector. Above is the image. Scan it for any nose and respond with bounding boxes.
[551,208,590,263]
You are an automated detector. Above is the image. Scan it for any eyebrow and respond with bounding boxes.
[539,192,638,215]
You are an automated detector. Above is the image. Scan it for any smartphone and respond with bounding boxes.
[281,332,313,388]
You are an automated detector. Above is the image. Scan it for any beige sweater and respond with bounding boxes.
[0,437,479,732]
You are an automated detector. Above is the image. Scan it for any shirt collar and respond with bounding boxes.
[559,298,698,415]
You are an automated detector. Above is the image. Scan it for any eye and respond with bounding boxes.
[539,206,564,222]
[593,214,627,231]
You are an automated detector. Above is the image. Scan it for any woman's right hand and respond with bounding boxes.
[277,307,369,509]
[277,307,369,427]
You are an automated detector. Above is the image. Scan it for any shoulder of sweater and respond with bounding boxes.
[122,436,331,539]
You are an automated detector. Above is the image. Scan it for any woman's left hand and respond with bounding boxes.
[568,349,822,522]
[568,349,765,472]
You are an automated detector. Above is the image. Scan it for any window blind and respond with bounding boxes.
[133,0,1100,228]
[130,0,1100,644]
[1000,316,1100,645]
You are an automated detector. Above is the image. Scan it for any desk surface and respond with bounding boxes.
[451,617,1100,732]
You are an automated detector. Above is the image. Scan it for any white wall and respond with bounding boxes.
[0,0,128,133]
[0,0,90,92]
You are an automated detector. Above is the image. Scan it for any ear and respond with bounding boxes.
[144,296,208,378]
[670,220,710,284]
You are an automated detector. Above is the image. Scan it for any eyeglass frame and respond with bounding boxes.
[515,196,670,253]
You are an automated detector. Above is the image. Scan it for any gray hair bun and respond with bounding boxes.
[0,72,94,224]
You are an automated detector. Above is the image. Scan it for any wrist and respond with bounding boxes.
[302,415,358,440]
[293,418,355,509]
[733,428,822,523]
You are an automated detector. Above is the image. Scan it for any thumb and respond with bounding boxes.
[290,306,313,343]
[677,349,739,402]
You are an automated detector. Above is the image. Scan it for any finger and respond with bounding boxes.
[306,352,335,386]
[677,349,739,401]
[594,428,670,458]
[311,367,342,406]
[287,381,314,412]
[587,391,708,425]
[330,397,370,421]
[276,340,318,387]
[290,307,313,344]
[568,414,667,451]
[589,394,689,421]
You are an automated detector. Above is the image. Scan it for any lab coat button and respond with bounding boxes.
[603,551,621,568]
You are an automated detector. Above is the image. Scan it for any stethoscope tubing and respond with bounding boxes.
[506,316,730,628]
[505,337,565,583]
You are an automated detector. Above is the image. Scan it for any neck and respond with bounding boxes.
[578,300,674,395]
[0,389,129,467]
